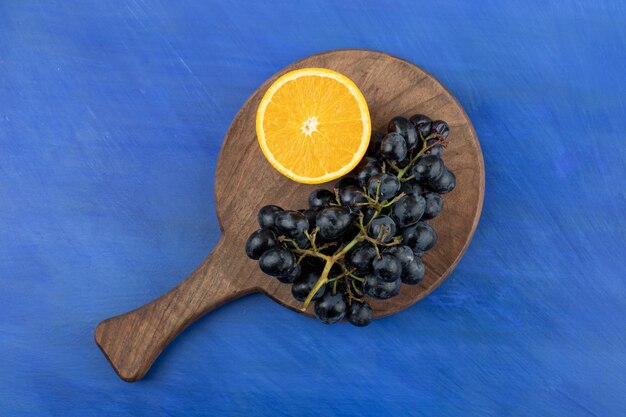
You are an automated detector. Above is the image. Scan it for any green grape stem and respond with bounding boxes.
[301,257,333,310]
[300,232,364,310]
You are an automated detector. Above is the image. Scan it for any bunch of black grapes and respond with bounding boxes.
[246,115,456,326]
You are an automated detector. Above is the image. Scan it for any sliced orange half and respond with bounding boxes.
[256,68,371,184]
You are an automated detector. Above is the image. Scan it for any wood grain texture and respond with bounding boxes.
[94,49,484,381]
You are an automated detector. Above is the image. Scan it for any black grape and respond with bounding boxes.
[309,189,334,209]
[259,247,296,278]
[258,205,283,230]
[412,155,444,183]
[275,210,309,238]
[388,116,419,151]
[422,192,443,220]
[364,274,401,300]
[428,168,456,194]
[392,194,426,227]
[348,301,373,327]
[314,291,347,324]
[368,215,397,243]
[380,132,407,162]
[245,229,278,260]
[367,173,401,201]
[316,207,352,240]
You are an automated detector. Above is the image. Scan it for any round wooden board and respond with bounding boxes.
[216,49,485,318]
[95,49,485,382]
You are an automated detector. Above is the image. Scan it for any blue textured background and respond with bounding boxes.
[1,1,625,416]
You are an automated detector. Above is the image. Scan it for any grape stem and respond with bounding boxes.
[300,233,364,310]
[302,258,333,310]
[348,272,365,282]
[359,188,404,212]
[345,274,363,302]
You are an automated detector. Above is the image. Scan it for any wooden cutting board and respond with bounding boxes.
[95,49,485,382]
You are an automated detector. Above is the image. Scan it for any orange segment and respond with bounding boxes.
[256,68,371,184]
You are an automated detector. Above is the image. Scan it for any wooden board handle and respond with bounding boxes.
[94,238,257,382]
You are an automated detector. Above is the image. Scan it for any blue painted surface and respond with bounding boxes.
[1,0,625,415]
